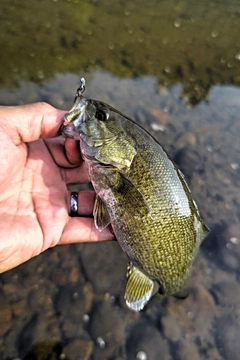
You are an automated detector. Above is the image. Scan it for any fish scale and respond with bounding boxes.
[61,78,209,311]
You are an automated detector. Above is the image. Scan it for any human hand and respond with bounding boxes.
[0,102,113,273]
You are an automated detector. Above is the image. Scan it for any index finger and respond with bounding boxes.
[0,102,65,145]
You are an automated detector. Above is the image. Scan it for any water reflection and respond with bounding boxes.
[1,0,240,105]
[0,71,240,359]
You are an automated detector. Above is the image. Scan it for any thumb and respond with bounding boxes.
[0,102,66,145]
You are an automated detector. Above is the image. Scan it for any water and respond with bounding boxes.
[0,1,240,359]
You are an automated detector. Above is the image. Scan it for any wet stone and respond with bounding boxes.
[61,319,89,341]
[149,108,168,126]
[136,351,148,360]
[202,223,240,274]
[62,339,94,360]
[0,294,12,337]
[66,266,81,283]
[211,280,240,307]
[177,341,202,360]
[50,246,84,285]
[89,300,127,359]
[164,283,217,351]
[96,336,106,349]
[3,327,21,358]
[80,242,128,295]
[28,287,54,313]
[2,282,22,302]
[54,283,93,323]
[222,246,240,272]
[174,147,202,183]
[17,314,39,356]
[22,340,62,360]
[161,316,181,342]
[206,347,224,360]
[11,299,26,317]
[214,314,240,360]
[191,284,215,308]
[176,131,197,148]
[126,319,171,360]
[17,313,61,357]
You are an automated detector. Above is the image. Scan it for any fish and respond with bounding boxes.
[61,78,209,311]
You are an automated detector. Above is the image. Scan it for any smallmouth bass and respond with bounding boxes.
[61,78,209,311]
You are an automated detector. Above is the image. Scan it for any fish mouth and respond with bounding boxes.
[61,119,81,140]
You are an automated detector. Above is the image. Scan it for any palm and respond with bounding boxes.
[0,103,113,273]
[0,136,74,270]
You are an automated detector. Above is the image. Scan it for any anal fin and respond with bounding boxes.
[93,196,111,231]
[124,263,154,312]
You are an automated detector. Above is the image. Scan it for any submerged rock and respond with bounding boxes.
[214,314,240,360]
[80,242,127,295]
[126,319,171,360]
[89,300,128,359]
[22,341,62,360]
[62,339,94,360]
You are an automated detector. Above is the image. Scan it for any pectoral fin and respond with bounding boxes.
[124,263,155,312]
[119,176,150,215]
[93,196,111,231]
[96,168,150,215]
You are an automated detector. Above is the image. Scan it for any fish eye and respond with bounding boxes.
[95,109,108,121]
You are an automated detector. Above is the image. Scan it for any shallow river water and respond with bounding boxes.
[0,1,240,359]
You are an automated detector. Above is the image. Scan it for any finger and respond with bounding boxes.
[44,137,82,168]
[59,217,114,244]
[43,137,90,183]
[76,190,95,216]
[0,102,66,145]
[65,138,82,165]
[61,165,90,184]
[43,137,90,184]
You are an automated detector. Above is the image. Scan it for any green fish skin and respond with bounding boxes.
[61,79,209,312]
